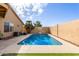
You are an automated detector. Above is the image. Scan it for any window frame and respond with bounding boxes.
[4,21,14,32]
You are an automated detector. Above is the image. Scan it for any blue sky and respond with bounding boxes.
[11,3,79,26]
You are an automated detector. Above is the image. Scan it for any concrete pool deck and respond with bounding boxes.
[0,34,79,55]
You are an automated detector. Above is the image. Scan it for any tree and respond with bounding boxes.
[34,21,42,27]
[25,20,34,33]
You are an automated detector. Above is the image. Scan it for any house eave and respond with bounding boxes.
[5,3,24,25]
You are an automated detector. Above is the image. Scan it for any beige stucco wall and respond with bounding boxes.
[50,20,79,46]
[0,4,24,38]
[31,27,50,34]
[50,25,57,36]
[0,18,3,33]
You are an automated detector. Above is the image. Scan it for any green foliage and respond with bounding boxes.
[2,53,79,56]
[25,20,34,33]
[34,21,42,27]
[24,20,42,33]
[0,32,3,38]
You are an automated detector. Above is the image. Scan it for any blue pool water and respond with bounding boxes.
[18,34,62,45]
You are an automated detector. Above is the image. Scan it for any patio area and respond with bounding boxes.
[0,34,79,55]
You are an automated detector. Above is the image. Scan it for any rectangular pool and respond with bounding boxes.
[18,34,62,45]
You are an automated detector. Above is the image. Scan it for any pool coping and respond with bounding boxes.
[1,34,79,54]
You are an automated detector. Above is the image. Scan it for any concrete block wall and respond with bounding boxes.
[31,27,50,34]
[49,20,79,46]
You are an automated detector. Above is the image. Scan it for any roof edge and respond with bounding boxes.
[5,3,24,25]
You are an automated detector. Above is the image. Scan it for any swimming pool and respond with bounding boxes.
[18,34,62,45]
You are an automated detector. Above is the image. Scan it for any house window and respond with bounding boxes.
[4,21,14,32]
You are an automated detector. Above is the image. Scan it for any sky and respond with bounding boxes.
[10,3,79,26]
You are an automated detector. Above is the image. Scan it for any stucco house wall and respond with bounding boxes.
[0,4,25,38]
[0,18,3,32]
